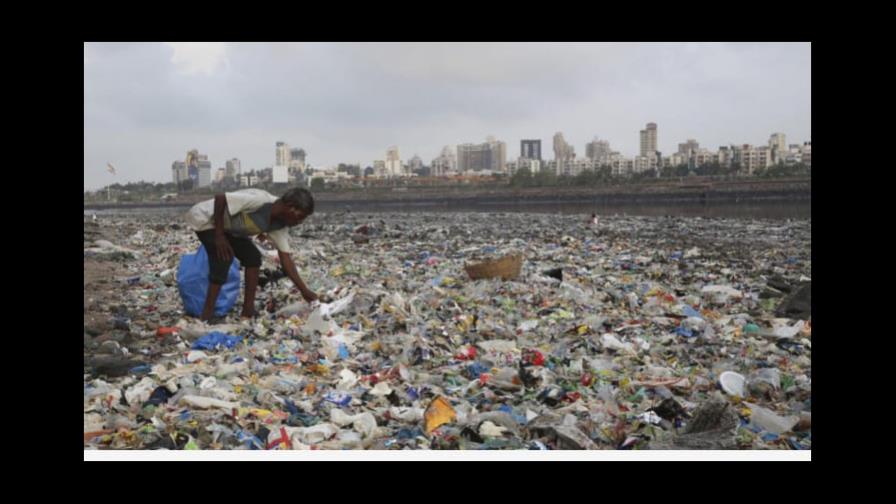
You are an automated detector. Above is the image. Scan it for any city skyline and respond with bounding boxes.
[85,42,811,189]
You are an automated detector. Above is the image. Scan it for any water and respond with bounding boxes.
[325,200,811,220]
[85,200,810,220]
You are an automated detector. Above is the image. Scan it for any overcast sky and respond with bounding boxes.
[84,42,811,190]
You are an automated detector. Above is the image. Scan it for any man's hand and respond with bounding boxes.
[215,232,234,262]
[301,289,318,304]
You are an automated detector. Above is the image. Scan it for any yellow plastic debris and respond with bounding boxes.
[424,396,457,434]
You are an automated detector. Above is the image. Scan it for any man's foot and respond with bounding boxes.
[198,314,226,325]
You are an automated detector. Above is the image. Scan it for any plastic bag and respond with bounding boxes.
[177,245,241,317]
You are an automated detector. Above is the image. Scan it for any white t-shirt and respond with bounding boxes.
[185,189,293,253]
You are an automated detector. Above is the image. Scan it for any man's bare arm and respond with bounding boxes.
[278,250,318,303]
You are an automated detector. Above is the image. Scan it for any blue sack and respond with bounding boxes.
[177,245,241,317]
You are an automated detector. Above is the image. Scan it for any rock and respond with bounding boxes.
[651,396,739,450]
[649,398,689,421]
[775,282,811,319]
[97,340,123,355]
[767,275,792,293]
[85,323,108,337]
[759,287,785,299]
[551,425,597,450]
[86,355,142,378]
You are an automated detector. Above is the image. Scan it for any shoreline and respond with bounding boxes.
[84,178,810,211]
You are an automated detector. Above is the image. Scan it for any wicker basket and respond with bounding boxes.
[464,253,523,280]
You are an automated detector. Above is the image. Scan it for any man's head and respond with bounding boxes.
[274,187,315,226]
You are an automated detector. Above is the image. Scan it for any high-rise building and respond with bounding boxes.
[276,142,290,167]
[769,133,786,163]
[457,144,489,172]
[640,123,658,157]
[408,155,423,174]
[585,138,611,163]
[553,132,575,174]
[225,158,241,179]
[521,139,542,160]
[769,133,786,153]
[373,160,387,178]
[198,164,212,188]
[431,145,457,176]
[172,161,187,185]
[677,139,699,157]
[385,146,402,177]
[289,148,306,172]
[457,137,506,173]
[490,138,506,172]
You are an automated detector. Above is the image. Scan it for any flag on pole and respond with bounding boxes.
[107,163,117,175]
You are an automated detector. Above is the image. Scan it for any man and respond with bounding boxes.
[185,187,318,321]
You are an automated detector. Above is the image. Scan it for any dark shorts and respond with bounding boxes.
[196,230,262,284]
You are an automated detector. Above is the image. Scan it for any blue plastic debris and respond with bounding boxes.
[499,404,528,425]
[465,362,489,380]
[674,326,695,338]
[324,392,352,407]
[237,430,265,450]
[130,364,152,375]
[272,353,298,365]
[112,317,130,330]
[338,343,350,360]
[192,332,243,351]
[682,305,702,318]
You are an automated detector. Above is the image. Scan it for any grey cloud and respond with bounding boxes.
[84,42,810,190]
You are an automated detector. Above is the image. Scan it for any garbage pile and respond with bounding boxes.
[84,211,811,450]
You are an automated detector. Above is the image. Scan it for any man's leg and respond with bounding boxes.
[201,283,223,321]
[196,230,230,321]
[229,235,263,319]
[242,267,259,318]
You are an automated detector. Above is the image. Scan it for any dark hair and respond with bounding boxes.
[279,187,315,214]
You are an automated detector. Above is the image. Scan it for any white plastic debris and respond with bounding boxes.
[601,333,635,353]
[719,371,746,397]
[179,395,239,410]
[477,340,518,354]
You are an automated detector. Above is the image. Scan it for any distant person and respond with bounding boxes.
[185,187,318,321]
[591,213,598,226]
